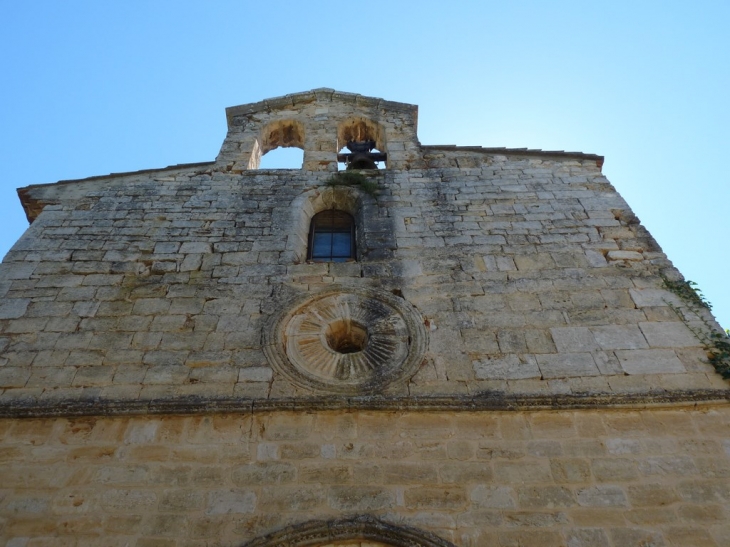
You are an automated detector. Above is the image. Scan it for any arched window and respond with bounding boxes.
[308,210,356,262]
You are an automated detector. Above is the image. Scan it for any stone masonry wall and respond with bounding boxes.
[1,152,726,407]
[1,406,729,546]
[1,90,729,547]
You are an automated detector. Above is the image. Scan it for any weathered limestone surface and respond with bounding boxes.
[0,407,729,547]
[1,90,728,546]
[2,151,725,405]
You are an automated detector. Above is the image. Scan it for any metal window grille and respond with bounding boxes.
[307,210,356,262]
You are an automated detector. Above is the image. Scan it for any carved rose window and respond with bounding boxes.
[264,287,427,394]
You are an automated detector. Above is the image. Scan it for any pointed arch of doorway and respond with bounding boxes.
[240,515,457,547]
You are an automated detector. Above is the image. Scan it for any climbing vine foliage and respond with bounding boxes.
[661,278,712,309]
[325,172,379,196]
[661,276,730,379]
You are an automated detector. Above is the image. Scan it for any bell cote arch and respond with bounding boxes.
[247,119,305,169]
[337,117,387,170]
[216,88,424,172]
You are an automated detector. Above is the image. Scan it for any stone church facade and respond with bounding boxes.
[1,89,728,546]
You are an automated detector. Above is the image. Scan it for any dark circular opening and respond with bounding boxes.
[325,319,368,354]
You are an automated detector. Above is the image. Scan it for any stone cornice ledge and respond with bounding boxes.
[421,145,605,167]
[1,389,728,418]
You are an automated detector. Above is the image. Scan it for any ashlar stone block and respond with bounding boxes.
[537,353,601,378]
[639,322,701,348]
[550,458,591,483]
[470,485,515,508]
[238,367,273,383]
[473,354,541,380]
[517,485,576,508]
[179,241,212,254]
[607,250,643,261]
[576,486,628,507]
[565,529,611,547]
[629,288,682,308]
[0,298,30,319]
[616,349,686,375]
[550,327,599,353]
[585,249,608,268]
[330,486,395,511]
[590,325,649,350]
[0,367,31,388]
[205,489,256,515]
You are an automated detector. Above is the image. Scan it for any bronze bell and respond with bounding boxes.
[346,140,378,170]
[338,140,387,170]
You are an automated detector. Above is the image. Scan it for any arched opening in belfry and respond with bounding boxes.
[337,118,387,171]
[258,146,304,169]
[254,119,305,169]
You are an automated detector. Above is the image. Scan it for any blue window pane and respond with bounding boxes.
[308,210,356,262]
[331,233,351,257]
[311,233,333,258]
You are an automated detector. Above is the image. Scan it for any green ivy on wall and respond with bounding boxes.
[662,275,730,379]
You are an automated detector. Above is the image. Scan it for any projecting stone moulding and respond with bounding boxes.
[241,514,457,547]
[263,286,428,395]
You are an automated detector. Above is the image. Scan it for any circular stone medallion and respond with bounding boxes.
[264,287,427,394]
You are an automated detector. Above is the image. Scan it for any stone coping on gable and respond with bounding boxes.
[224,88,419,126]
[422,145,604,168]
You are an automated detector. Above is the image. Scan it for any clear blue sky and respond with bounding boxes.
[1,1,728,328]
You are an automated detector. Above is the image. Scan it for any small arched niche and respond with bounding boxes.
[251,119,305,169]
[337,118,387,170]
